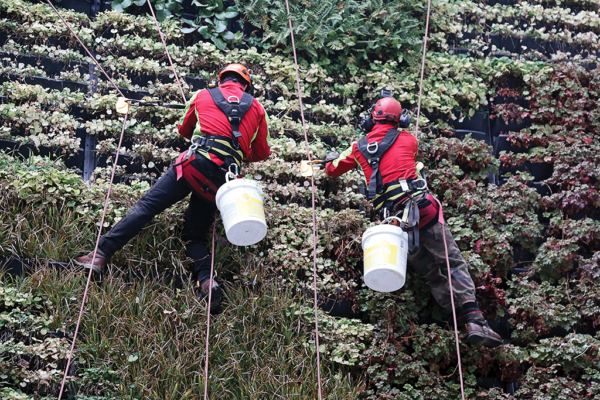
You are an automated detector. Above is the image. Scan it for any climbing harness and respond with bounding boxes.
[284,0,323,398]
[207,87,254,151]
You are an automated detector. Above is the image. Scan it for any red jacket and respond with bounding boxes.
[326,122,418,184]
[174,81,270,202]
[176,81,270,166]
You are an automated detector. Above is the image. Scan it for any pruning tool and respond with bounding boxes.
[299,151,339,177]
[116,97,186,115]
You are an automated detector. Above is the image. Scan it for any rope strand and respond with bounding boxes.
[283,1,323,398]
[442,225,467,400]
[146,0,187,104]
[57,112,130,400]
[46,0,125,98]
[414,0,433,141]
[413,0,466,395]
[203,219,217,400]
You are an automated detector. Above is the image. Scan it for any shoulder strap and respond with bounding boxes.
[207,88,254,150]
[356,128,401,199]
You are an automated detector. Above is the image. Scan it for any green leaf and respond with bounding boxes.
[215,20,227,33]
[181,27,197,34]
[198,26,211,39]
[222,31,235,40]
[111,0,131,12]
[155,9,168,21]
[133,0,146,6]
[128,354,138,362]
[213,36,226,50]
[197,8,214,18]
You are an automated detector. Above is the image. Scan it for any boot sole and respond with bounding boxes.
[74,260,105,274]
[467,332,503,348]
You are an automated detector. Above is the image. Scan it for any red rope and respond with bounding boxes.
[146,0,187,104]
[414,0,433,141]
[57,112,130,400]
[434,202,466,400]
[203,219,217,399]
[46,0,125,98]
[283,1,323,398]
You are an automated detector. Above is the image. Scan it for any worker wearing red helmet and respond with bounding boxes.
[76,64,270,311]
[325,93,503,348]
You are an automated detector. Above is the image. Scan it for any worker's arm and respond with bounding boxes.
[177,90,202,140]
[325,143,357,178]
[246,103,271,163]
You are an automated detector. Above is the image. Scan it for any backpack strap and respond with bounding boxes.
[207,88,254,150]
[356,128,401,200]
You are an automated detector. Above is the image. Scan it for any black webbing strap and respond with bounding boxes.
[356,128,401,200]
[207,88,254,150]
[195,135,244,168]
[373,179,426,210]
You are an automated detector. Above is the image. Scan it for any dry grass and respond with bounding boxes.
[20,265,360,399]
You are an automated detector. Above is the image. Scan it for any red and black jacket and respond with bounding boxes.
[174,81,270,201]
[325,122,439,227]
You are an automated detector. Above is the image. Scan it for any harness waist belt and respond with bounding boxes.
[373,178,428,210]
[191,135,244,168]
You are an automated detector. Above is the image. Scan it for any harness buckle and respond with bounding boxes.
[227,95,240,104]
[400,180,410,192]
[368,157,379,165]
[366,141,378,154]
[413,178,428,190]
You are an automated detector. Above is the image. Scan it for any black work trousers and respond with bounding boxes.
[97,155,226,282]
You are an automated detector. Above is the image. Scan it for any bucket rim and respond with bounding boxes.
[215,177,264,207]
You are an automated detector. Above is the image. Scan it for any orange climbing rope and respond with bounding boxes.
[414,0,466,397]
[284,1,323,398]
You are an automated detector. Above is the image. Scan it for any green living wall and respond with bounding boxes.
[1,0,600,398]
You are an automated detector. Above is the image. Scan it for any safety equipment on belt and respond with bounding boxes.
[185,135,245,170]
[219,63,253,91]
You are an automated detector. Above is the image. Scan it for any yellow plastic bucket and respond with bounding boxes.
[361,224,408,292]
[215,176,267,246]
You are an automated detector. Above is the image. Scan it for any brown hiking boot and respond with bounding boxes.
[466,320,503,348]
[75,252,108,273]
[457,301,503,348]
[195,279,223,312]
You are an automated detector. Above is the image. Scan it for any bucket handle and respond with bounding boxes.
[382,216,403,226]
[225,164,239,183]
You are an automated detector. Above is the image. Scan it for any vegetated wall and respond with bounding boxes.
[0,0,599,398]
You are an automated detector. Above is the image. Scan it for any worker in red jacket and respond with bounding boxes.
[325,94,502,348]
[77,64,270,310]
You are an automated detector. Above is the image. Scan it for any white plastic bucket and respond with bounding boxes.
[215,176,267,246]
[361,224,408,292]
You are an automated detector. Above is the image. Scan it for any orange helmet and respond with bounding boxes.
[372,97,402,123]
[219,63,252,88]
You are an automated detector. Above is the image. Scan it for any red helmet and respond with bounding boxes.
[372,97,402,123]
[219,63,252,87]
